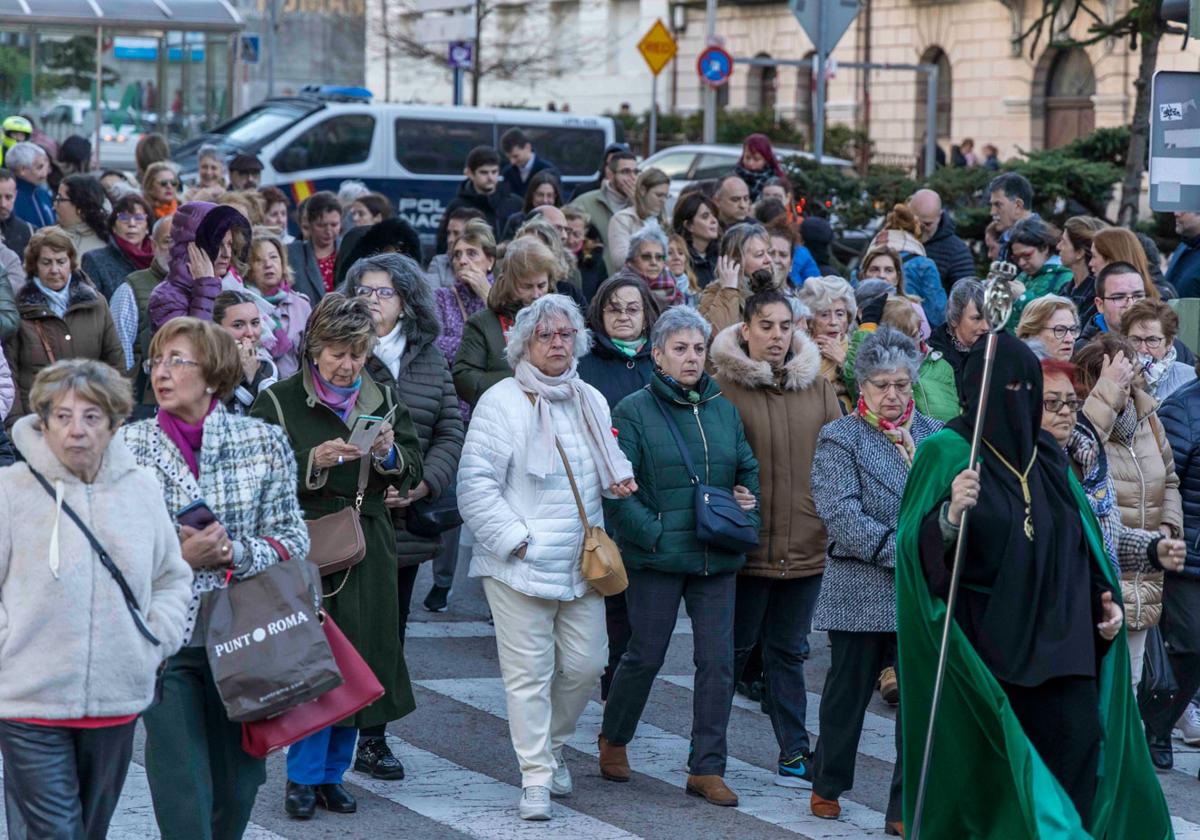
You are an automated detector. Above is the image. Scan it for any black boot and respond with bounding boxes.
[1147,729,1174,771]
[423,584,450,612]
[355,735,406,780]
[285,781,316,819]
[315,783,357,813]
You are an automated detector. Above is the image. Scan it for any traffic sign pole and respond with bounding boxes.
[637,20,676,156]
[650,74,658,155]
[703,0,717,144]
[814,0,826,160]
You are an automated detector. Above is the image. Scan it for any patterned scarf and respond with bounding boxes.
[1140,346,1178,398]
[1111,397,1139,447]
[310,363,361,422]
[856,395,916,466]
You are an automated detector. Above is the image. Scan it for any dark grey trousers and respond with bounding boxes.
[0,719,136,840]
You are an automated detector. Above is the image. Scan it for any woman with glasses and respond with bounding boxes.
[142,162,180,220]
[458,294,635,820]
[1120,299,1196,400]
[5,227,124,425]
[53,175,108,258]
[1016,295,1080,361]
[798,274,858,413]
[610,222,681,308]
[808,327,941,834]
[81,193,155,301]
[608,168,670,271]
[1003,217,1073,331]
[121,317,310,839]
[1076,334,1182,696]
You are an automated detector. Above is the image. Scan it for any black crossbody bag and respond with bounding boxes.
[649,393,759,555]
[29,467,161,647]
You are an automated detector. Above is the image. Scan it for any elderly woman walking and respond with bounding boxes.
[0,360,192,840]
[809,326,941,835]
[710,288,842,787]
[251,294,423,818]
[120,318,310,840]
[458,294,636,821]
[599,306,760,809]
[349,253,464,778]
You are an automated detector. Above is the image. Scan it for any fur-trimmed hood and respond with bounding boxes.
[16,275,100,317]
[709,322,822,391]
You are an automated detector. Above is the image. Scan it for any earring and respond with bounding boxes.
[205,387,215,394]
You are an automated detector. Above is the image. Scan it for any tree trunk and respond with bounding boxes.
[1117,19,1162,226]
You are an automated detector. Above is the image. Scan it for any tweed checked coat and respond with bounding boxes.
[120,403,311,644]
[811,410,942,632]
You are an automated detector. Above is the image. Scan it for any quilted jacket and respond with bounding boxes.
[458,375,611,601]
[1154,379,1200,582]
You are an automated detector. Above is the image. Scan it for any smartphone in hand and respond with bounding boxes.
[175,499,218,530]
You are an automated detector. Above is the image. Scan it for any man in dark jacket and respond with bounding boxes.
[910,189,975,291]
[499,128,559,199]
[435,146,522,253]
[0,169,32,256]
[1075,262,1195,364]
[1167,212,1200,299]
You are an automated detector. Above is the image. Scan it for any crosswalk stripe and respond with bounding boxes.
[345,736,643,838]
[417,677,895,838]
[0,752,289,840]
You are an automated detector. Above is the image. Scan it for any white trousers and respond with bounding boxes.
[1128,628,1148,687]
[483,578,607,788]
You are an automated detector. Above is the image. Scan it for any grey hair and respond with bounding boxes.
[5,141,45,171]
[946,278,986,327]
[342,252,441,345]
[628,220,669,263]
[29,358,132,429]
[854,324,922,384]
[798,275,857,317]
[504,293,591,368]
[789,297,812,321]
[650,305,712,353]
[304,292,378,360]
[197,143,223,164]
[150,214,173,243]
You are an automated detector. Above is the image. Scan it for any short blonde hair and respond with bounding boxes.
[881,297,921,339]
[149,317,243,401]
[30,359,132,429]
[218,190,263,226]
[304,292,377,360]
[24,226,79,277]
[141,161,177,198]
[1015,295,1076,340]
[489,236,560,313]
[248,231,295,292]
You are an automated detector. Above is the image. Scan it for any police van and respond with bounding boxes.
[173,86,617,248]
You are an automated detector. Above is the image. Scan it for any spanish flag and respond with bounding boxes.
[290,180,316,204]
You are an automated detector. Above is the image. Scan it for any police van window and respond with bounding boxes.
[395,119,493,174]
[497,124,606,178]
[273,114,376,174]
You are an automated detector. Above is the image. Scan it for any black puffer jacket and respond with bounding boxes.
[367,337,465,568]
[922,210,976,292]
[1156,379,1200,581]
[578,333,654,410]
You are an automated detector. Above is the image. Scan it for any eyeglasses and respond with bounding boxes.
[1043,397,1083,413]
[636,252,665,264]
[1128,334,1165,350]
[1046,323,1082,340]
[864,378,913,395]
[116,213,148,223]
[143,356,201,374]
[533,328,578,345]
[1102,292,1146,305]
[354,286,398,300]
[604,303,643,318]
[52,194,71,204]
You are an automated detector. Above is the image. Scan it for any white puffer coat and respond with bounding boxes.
[459,376,609,601]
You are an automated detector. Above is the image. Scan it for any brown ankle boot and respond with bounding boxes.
[810,791,841,819]
[885,820,905,836]
[598,735,630,782]
[685,774,738,807]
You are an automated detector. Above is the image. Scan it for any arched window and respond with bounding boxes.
[914,46,952,148]
[795,49,817,149]
[1044,47,1095,148]
[747,51,777,113]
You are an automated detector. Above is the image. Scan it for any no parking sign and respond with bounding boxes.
[697,45,733,88]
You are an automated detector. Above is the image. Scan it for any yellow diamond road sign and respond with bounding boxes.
[638,19,677,76]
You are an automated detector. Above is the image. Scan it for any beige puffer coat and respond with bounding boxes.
[1083,377,1183,630]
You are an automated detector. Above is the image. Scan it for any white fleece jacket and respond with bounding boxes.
[0,415,193,718]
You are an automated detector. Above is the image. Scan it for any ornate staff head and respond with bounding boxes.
[982,260,1019,332]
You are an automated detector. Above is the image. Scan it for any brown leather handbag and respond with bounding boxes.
[553,438,628,597]
[306,454,370,579]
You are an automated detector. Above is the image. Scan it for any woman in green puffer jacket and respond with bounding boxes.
[845,295,959,422]
[598,305,760,809]
[1003,217,1075,332]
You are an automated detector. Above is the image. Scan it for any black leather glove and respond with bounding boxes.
[860,294,888,327]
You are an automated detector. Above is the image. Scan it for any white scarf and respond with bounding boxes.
[514,359,633,488]
[373,320,407,380]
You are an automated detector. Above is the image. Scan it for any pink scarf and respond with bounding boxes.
[158,397,218,478]
[310,362,361,421]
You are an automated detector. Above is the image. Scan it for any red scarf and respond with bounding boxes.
[114,235,154,271]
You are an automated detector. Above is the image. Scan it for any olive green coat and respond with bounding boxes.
[451,308,511,408]
[251,366,423,728]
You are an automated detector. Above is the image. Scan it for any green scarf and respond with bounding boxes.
[611,337,645,358]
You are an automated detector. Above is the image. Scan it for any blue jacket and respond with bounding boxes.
[13,178,55,230]
[790,245,821,287]
[1167,235,1200,299]
[900,252,947,328]
[1157,379,1200,580]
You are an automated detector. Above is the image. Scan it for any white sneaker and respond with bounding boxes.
[1175,705,1200,746]
[550,755,573,796]
[519,786,552,821]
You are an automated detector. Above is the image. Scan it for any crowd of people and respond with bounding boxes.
[0,115,1196,838]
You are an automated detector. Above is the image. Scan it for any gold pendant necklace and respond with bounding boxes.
[982,440,1038,542]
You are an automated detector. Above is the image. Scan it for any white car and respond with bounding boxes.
[640,143,854,213]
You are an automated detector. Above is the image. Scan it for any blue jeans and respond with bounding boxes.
[286,726,358,785]
[733,574,822,760]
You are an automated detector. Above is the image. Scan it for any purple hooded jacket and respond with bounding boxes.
[148,202,251,330]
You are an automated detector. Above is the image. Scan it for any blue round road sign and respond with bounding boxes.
[697,45,733,88]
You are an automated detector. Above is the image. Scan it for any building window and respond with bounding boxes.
[746,52,777,113]
[1044,47,1095,149]
[273,114,375,173]
[915,46,952,146]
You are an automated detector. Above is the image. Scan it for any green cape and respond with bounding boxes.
[895,429,1174,839]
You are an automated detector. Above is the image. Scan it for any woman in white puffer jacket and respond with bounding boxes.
[458,294,637,822]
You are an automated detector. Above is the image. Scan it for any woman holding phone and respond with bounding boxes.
[251,293,424,820]
[120,318,310,840]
